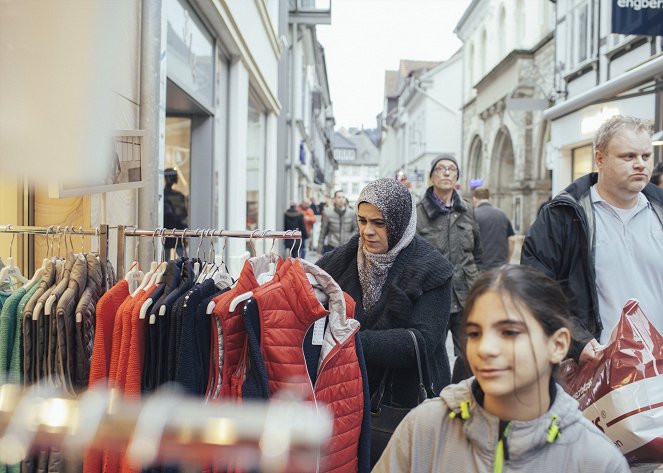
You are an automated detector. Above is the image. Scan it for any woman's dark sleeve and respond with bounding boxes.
[358,282,450,369]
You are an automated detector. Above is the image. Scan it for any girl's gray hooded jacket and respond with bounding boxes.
[373,378,630,473]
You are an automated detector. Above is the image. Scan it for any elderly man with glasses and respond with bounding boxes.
[416,154,483,383]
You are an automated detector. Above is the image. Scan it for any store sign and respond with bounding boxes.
[612,0,663,36]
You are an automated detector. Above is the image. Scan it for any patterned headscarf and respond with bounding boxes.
[356,178,417,311]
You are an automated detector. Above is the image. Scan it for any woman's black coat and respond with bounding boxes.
[317,234,453,407]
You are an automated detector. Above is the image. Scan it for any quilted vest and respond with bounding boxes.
[210,256,288,399]
[250,259,363,473]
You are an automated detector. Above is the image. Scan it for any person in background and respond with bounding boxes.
[417,154,483,383]
[317,190,358,255]
[373,265,629,473]
[317,178,454,467]
[521,115,663,363]
[309,198,322,251]
[283,201,308,257]
[471,187,515,269]
[650,161,663,189]
[163,167,188,257]
[298,199,316,258]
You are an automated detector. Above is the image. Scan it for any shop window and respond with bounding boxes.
[247,95,265,232]
[572,144,595,182]
[164,117,191,251]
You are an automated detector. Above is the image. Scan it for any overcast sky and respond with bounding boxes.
[316,0,472,130]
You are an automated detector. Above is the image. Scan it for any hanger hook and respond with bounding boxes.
[180,228,188,258]
[7,225,14,259]
[152,227,160,263]
[46,225,54,258]
[160,228,167,262]
[78,227,85,255]
[249,229,260,257]
[194,229,204,261]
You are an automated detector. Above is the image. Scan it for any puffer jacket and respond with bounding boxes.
[240,258,368,473]
[373,378,630,473]
[416,187,483,313]
[317,206,358,253]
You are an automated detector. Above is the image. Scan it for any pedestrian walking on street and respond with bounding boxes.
[316,190,358,255]
[316,178,454,467]
[298,199,317,257]
[373,265,630,473]
[472,187,515,269]
[416,154,483,383]
[283,201,308,257]
[521,115,663,362]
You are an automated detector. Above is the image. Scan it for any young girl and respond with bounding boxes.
[372,265,629,473]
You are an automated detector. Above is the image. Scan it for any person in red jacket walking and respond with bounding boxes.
[299,199,317,258]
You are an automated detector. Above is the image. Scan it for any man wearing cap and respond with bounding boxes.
[416,154,483,383]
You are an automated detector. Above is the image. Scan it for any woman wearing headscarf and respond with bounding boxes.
[317,178,454,413]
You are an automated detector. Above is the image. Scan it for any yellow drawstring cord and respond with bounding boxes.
[547,415,561,443]
[448,400,471,420]
[493,422,511,473]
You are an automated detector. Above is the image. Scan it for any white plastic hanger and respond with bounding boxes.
[0,227,29,289]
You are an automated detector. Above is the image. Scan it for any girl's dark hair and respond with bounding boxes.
[462,265,571,339]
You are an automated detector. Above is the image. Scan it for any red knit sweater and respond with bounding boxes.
[85,280,130,473]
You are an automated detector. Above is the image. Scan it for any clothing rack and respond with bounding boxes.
[0,384,331,473]
[0,224,109,280]
[116,226,302,277]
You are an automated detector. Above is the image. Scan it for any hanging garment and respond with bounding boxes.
[44,254,75,386]
[122,284,157,397]
[207,255,285,401]
[9,284,38,384]
[0,287,26,383]
[174,279,224,395]
[22,260,55,385]
[240,259,369,473]
[73,253,104,391]
[55,254,87,394]
[142,258,183,393]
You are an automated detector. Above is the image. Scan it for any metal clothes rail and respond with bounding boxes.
[0,224,109,282]
[116,226,302,277]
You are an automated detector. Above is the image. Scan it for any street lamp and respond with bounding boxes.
[652,130,663,146]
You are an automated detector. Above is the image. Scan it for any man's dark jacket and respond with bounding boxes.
[521,173,663,359]
[316,234,453,406]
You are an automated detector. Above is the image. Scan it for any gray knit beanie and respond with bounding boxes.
[429,153,460,178]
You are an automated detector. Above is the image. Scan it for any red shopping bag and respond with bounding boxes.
[561,299,663,463]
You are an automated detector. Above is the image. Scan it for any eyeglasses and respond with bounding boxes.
[433,165,458,175]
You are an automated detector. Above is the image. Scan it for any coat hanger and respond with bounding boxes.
[135,227,160,294]
[192,229,204,279]
[0,226,29,289]
[125,227,144,295]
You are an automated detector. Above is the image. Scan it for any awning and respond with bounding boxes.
[544,54,663,121]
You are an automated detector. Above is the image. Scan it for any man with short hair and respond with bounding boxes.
[417,154,483,383]
[317,190,358,255]
[472,187,515,269]
[522,115,663,363]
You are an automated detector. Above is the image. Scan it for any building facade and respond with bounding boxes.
[277,0,336,219]
[332,129,380,204]
[0,0,336,276]
[455,0,555,235]
[378,58,463,200]
[544,0,663,194]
